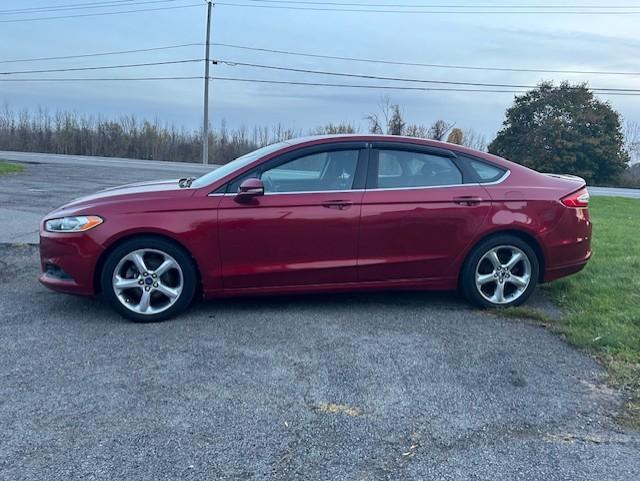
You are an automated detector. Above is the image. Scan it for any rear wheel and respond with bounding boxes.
[461,235,539,308]
[101,237,197,322]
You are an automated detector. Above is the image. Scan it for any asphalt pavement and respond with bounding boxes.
[1,151,639,480]
[0,152,213,244]
[2,244,639,480]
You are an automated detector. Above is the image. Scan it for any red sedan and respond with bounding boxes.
[39,135,592,322]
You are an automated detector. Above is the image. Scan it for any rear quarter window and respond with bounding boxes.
[464,157,507,183]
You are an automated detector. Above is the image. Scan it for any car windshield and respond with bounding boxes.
[190,141,290,189]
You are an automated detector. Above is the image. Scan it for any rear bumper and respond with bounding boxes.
[541,206,592,282]
[39,229,104,296]
[543,254,591,282]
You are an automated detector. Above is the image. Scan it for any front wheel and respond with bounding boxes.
[101,237,197,322]
[461,235,539,308]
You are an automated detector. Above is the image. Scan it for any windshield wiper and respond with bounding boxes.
[178,177,196,188]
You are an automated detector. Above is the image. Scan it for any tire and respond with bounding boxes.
[461,234,539,308]
[100,236,197,322]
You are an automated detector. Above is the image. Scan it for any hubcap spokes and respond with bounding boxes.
[112,249,183,315]
[475,246,531,305]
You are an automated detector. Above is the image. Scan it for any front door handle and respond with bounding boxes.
[322,200,353,210]
[453,196,483,206]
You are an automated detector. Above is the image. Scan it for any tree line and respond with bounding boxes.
[0,101,486,165]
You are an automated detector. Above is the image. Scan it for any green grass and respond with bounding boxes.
[0,160,24,176]
[504,197,640,427]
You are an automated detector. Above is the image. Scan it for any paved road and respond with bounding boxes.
[1,244,638,480]
[588,186,640,198]
[0,153,217,244]
[0,150,213,175]
[0,152,639,479]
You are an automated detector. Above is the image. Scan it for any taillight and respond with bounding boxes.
[561,188,590,208]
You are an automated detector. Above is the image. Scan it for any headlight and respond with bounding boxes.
[44,215,103,233]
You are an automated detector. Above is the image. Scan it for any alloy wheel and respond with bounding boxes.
[112,248,184,315]
[475,245,532,305]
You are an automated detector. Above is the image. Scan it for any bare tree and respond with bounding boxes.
[366,96,394,134]
[311,122,357,135]
[461,129,488,151]
[404,124,430,138]
[624,120,640,164]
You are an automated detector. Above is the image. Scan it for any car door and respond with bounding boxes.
[358,143,492,282]
[218,143,367,290]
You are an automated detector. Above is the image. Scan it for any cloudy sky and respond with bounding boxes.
[2,0,640,142]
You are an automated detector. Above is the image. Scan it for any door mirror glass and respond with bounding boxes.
[236,178,264,201]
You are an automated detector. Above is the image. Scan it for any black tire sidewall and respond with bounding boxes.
[461,235,540,308]
[100,236,197,322]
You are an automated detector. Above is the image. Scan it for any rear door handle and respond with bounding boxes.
[453,196,483,206]
[322,200,353,210]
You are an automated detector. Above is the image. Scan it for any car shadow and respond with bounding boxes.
[197,289,472,313]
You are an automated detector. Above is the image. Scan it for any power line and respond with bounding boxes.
[0,76,202,81]
[215,59,640,93]
[0,0,136,14]
[1,40,635,79]
[0,0,181,15]
[0,2,202,23]
[0,59,203,75]
[0,43,203,65]
[213,42,640,77]
[239,0,640,8]
[2,75,639,97]
[215,2,640,14]
[209,76,640,96]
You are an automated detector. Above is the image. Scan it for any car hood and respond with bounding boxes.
[48,179,193,216]
[76,178,186,202]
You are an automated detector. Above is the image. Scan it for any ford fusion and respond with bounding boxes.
[40,135,592,322]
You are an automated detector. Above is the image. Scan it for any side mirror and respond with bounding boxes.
[235,178,264,201]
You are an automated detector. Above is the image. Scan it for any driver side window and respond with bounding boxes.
[262,150,359,193]
[227,150,360,194]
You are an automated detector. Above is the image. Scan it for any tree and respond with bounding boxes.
[366,96,393,135]
[312,122,356,135]
[428,120,454,141]
[387,104,406,135]
[489,82,629,183]
[624,120,640,165]
[447,128,464,145]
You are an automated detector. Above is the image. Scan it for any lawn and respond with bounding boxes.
[509,197,640,426]
[0,160,24,176]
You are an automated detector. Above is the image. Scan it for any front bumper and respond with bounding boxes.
[39,229,105,296]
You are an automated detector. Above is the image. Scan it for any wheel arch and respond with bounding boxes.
[93,232,203,295]
[459,229,546,285]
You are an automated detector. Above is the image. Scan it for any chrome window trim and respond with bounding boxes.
[206,170,510,196]
[264,189,365,196]
[211,189,365,197]
[366,183,474,192]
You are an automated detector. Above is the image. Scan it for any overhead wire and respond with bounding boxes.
[214,59,640,93]
[0,2,202,23]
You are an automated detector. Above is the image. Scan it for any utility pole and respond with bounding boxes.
[202,0,213,165]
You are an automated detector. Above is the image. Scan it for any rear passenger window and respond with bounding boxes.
[466,158,507,183]
[374,150,462,189]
